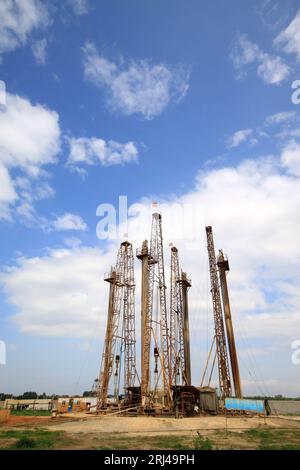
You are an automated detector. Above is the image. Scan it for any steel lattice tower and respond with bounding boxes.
[97,241,136,409]
[137,213,171,406]
[170,247,186,386]
[206,226,232,399]
[97,266,123,409]
[122,241,136,394]
[150,213,170,401]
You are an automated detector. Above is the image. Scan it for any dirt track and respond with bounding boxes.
[44,414,300,436]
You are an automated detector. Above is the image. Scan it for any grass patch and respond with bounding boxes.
[244,428,300,450]
[1,426,300,450]
[15,437,36,449]
[93,434,195,450]
[194,432,213,450]
[10,409,51,416]
[0,429,65,450]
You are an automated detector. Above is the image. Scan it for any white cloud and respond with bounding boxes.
[67,136,138,170]
[230,35,260,72]
[13,177,55,229]
[230,34,290,84]
[67,0,89,16]
[0,0,49,59]
[0,92,61,221]
[0,162,17,220]
[82,42,190,119]
[265,111,296,125]
[0,93,60,174]
[1,246,111,337]
[275,9,300,61]
[52,213,87,232]
[227,129,255,148]
[256,55,290,85]
[63,237,82,248]
[228,112,299,150]
[281,140,300,176]
[31,38,47,65]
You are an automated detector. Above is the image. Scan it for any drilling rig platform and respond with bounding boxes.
[95,214,244,417]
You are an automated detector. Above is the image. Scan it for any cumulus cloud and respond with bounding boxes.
[0,92,61,221]
[230,34,290,84]
[52,213,87,232]
[0,93,60,173]
[275,9,300,61]
[67,136,139,172]
[281,140,300,176]
[0,0,49,59]
[1,247,111,337]
[82,42,190,119]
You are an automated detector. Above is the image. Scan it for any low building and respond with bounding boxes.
[55,396,97,413]
[3,398,53,411]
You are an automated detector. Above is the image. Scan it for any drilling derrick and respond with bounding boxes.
[169,247,178,386]
[137,213,171,407]
[217,250,242,398]
[97,266,123,409]
[97,241,136,410]
[206,226,232,399]
[170,247,189,386]
[121,241,136,396]
[150,213,170,402]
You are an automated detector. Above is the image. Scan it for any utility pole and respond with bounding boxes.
[217,250,242,398]
[206,226,232,399]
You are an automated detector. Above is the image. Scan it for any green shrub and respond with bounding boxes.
[15,437,36,449]
[194,432,213,450]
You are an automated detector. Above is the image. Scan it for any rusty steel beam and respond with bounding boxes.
[136,240,150,406]
[217,250,242,398]
[181,271,192,386]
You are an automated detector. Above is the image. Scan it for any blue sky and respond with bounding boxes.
[1,0,300,397]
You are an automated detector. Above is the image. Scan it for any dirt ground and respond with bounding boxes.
[4,415,52,427]
[1,413,300,450]
[44,413,300,435]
